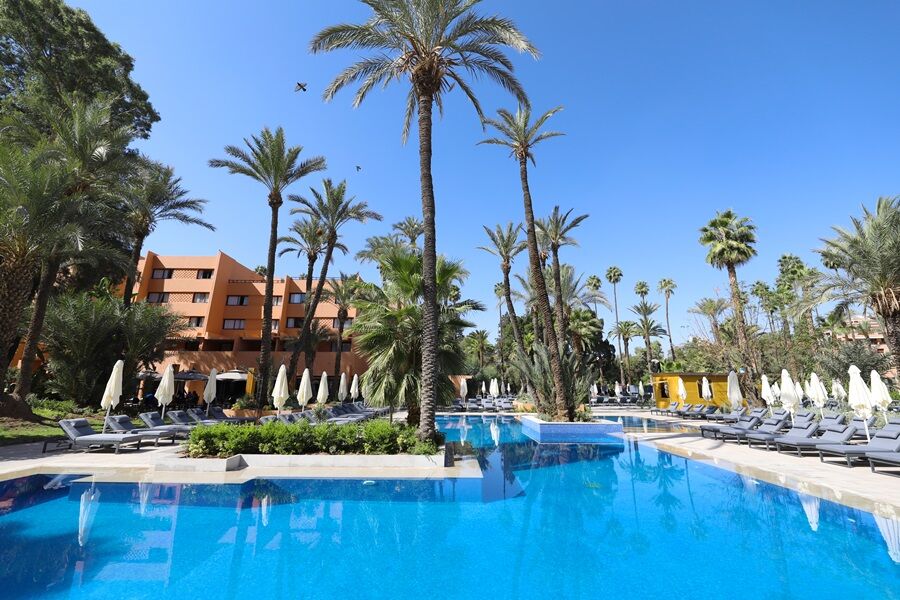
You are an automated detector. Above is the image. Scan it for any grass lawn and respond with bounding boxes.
[0,409,105,447]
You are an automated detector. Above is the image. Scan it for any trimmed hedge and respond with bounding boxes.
[187,420,441,458]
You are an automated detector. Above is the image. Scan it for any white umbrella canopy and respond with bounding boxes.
[779,370,801,416]
[100,360,124,432]
[590,383,598,398]
[614,382,622,397]
[271,365,289,413]
[481,381,486,396]
[701,377,713,402]
[803,379,813,401]
[350,374,360,400]
[794,380,805,402]
[506,382,512,395]
[156,364,176,420]
[676,377,688,402]
[638,380,644,396]
[317,372,329,404]
[338,373,348,403]
[726,371,743,411]
[203,368,218,416]
[832,380,847,403]
[489,378,500,398]
[809,372,828,414]
[459,379,468,403]
[761,375,775,407]
[848,365,873,440]
[870,370,893,412]
[298,368,313,408]
[772,382,781,399]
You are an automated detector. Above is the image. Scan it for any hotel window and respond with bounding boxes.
[187,316,204,327]
[147,292,169,304]
[152,268,174,279]
[333,318,353,328]
[196,269,214,279]
[289,292,306,304]
[226,295,249,306]
[659,382,670,399]
[271,320,279,332]
[286,317,301,328]
[193,292,209,304]
[223,319,245,330]
[272,296,282,306]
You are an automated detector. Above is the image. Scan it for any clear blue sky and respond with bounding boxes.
[72,0,900,344]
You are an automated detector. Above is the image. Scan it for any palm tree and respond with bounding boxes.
[279,217,347,294]
[285,319,334,373]
[493,281,507,382]
[568,308,601,361]
[657,278,677,360]
[689,297,729,345]
[467,329,491,372]
[585,275,602,314]
[634,281,649,299]
[610,320,640,383]
[537,206,588,341]
[818,197,900,375]
[699,209,758,373]
[479,223,528,360]
[209,127,326,410]
[355,233,407,266]
[606,266,625,384]
[287,179,381,385]
[325,272,357,390]
[481,105,570,420]
[392,216,424,246]
[630,300,666,375]
[313,0,536,439]
[122,160,213,307]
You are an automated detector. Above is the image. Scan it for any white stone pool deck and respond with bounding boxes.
[1,410,898,517]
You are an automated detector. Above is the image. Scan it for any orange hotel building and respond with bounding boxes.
[132,250,366,390]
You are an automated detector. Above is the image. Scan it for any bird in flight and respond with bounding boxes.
[356,165,362,172]
[295,82,308,92]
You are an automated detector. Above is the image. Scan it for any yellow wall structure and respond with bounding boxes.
[650,372,730,409]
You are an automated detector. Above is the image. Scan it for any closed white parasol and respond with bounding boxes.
[350,373,360,400]
[272,364,289,413]
[100,360,124,433]
[848,365,873,440]
[204,368,218,416]
[701,377,713,402]
[761,375,775,410]
[726,371,743,411]
[338,372,348,402]
[490,378,500,398]
[298,369,313,408]
[779,370,801,417]
[317,372,329,404]
[808,372,828,416]
[156,364,175,421]
[870,370,893,412]
[676,377,688,402]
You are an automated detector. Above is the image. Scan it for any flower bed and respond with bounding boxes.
[187,420,441,457]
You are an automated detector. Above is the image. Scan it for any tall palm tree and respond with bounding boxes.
[481,105,570,420]
[585,275,602,314]
[209,127,326,410]
[479,222,528,360]
[494,282,506,381]
[392,216,424,247]
[606,266,625,384]
[326,272,357,390]
[630,300,666,375]
[278,217,347,294]
[568,308,601,362]
[537,206,588,341]
[122,160,213,307]
[287,179,381,385]
[699,209,758,373]
[313,0,537,439]
[467,329,491,373]
[610,320,640,383]
[657,278,677,360]
[355,233,407,266]
[634,281,649,299]
[688,297,729,345]
[818,197,900,375]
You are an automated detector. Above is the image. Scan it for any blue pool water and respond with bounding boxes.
[0,415,898,599]
[592,415,691,432]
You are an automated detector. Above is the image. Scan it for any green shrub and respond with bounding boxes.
[187,420,439,457]
[26,396,82,419]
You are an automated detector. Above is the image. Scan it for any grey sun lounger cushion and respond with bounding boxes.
[651,402,678,415]
[139,411,195,433]
[775,423,855,455]
[105,415,180,443]
[188,407,240,424]
[701,415,761,438]
[168,410,219,426]
[746,422,818,450]
[719,416,787,442]
[57,419,144,453]
[706,408,746,423]
[817,425,900,466]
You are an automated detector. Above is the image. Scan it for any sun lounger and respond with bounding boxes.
[677,404,705,418]
[168,410,218,426]
[139,411,195,434]
[650,402,677,416]
[718,415,787,443]
[684,405,719,420]
[51,418,144,454]
[105,415,180,444]
[701,415,761,439]
[817,424,900,467]
[775,422,857,456]
[867,452,900,476]
[188,407,240,424]
[746,421,818,451]
[705,408,746,423]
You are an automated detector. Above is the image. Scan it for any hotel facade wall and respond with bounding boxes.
[132,251,367,386]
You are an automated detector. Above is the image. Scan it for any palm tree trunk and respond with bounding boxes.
[623,338,631,382]
[0,265,37,417]
[644,333,652,376]
[122,235,145,309]
[333,318,345,398]
[15,257,60,400]
[531,308,541,351]
[289,240,336,385]
[880,312,900,380]
[416,92,439,440]
[502,267,527,359]
[498,302,505,382]
[664,297,676,361]
[305,256,316,293]
[613,283,625,384]
[518,155,569,420]
[550,248,567,343]
[256,201,279,415]
[726,264,755,372]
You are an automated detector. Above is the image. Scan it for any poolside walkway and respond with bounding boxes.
[594,408,900,516]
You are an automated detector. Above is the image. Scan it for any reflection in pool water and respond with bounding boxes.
[0,416,897,599]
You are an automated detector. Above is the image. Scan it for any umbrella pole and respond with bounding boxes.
[161,405,166,420]
[102,406,111,434]
[864,420,871,442]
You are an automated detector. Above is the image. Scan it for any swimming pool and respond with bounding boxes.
[0,416,898,599]
[593,414,692,432]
